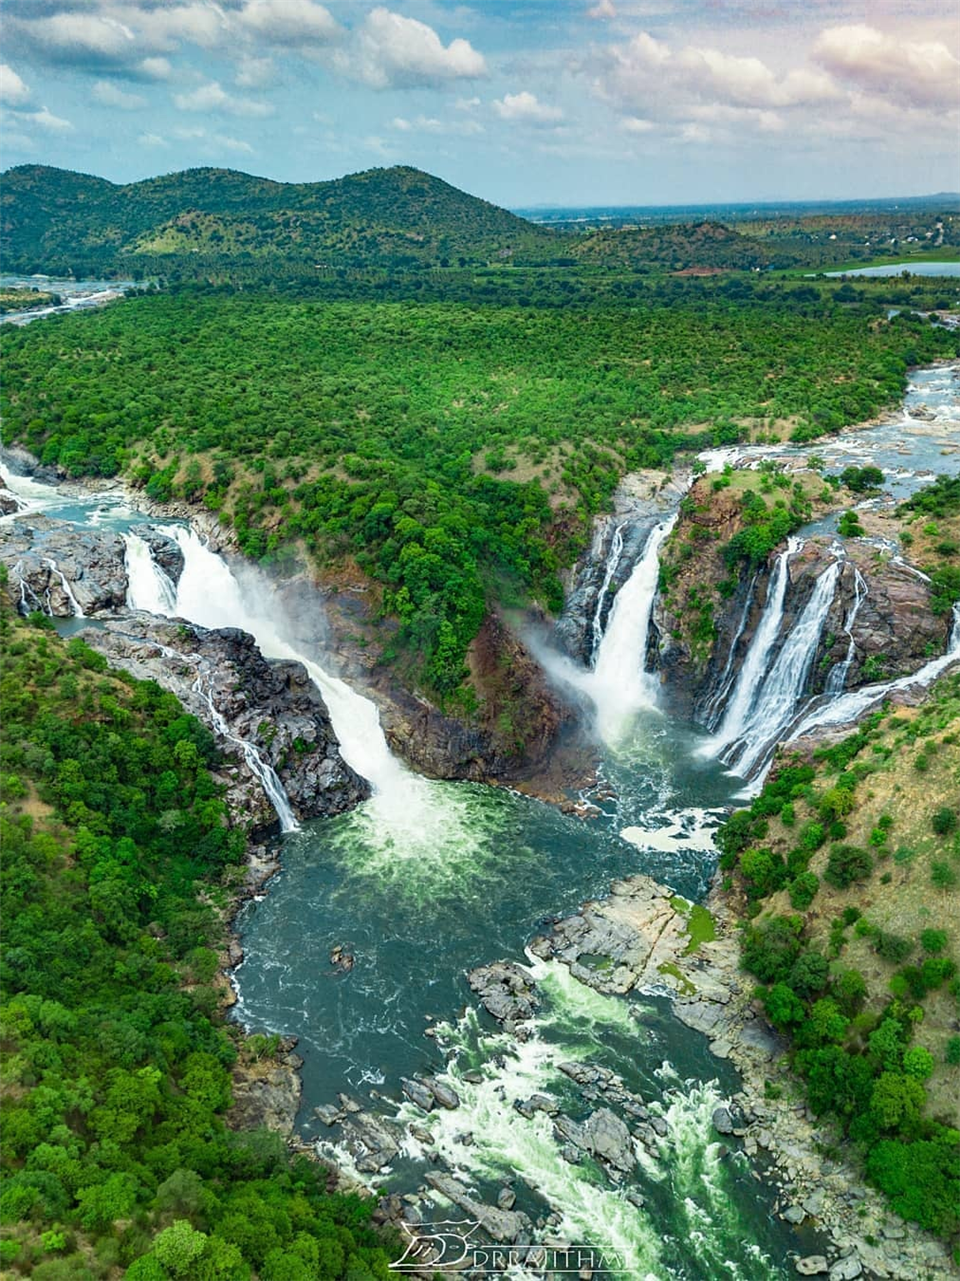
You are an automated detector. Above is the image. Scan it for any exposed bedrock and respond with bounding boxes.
[0,514,182,618]
[653,529,946,723]
[271,570,581,788]
[82,617,368,832]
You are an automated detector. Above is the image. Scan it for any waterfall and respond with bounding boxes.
[702,539,797,760]
[725,558,842,777]
[135,526,480,862]
[701,541,844,778]
[590,522,625,665]
[788,604,960,743]
[569,515,677,743]
[43,557,84,617]
[123,532,178,614]
[188,668,299,834]
[825,566,867,695]
[699,572,757,732]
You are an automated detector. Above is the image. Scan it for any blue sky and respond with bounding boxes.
[1,0,957,206]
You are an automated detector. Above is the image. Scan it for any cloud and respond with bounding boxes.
[138,131,169,147]
[493,90,564,123]
[238,0,341,46]
[173,80,274,116]
[139,56,173,80]
[235,55,276,88]
[814,24,960,108]
[390,113,484,135]
[92,79,146,109]
[619,114,654,133]
[345,7,486,89]
[173,124,255,154]
[19,105,74,132]
[11,11,137,68]
[0,63,31,106]
[588,0,616,18]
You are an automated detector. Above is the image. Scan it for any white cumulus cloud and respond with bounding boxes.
[239,0,341,46]
[814,24,960,109]
[0,63,31,106]
[92,79,146,109]
[346,7,486,90]
[173,80,273,117]
[493,91,564,124]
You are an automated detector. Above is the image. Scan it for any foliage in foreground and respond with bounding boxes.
[0,608,394,1280]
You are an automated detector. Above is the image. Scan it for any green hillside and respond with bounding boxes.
[0,163,559,273]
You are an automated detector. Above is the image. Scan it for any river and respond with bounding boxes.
[2,362,958,1278]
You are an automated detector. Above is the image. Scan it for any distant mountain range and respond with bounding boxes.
[0,163,558,273]
[2,163,956,279]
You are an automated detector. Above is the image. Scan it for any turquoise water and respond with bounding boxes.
[823,261,960,278]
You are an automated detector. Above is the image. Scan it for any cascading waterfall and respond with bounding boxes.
[825,565,867,695]
[700,541,845,778]
[788,603,960,743]
[123,532,178,614]
[42,557,84,618]
[138,526,484,868]
[590,522,626,664]
[699,572,757,732]
[701,539,797,761]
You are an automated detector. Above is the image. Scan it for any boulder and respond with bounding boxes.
[466,961,540,1023]
[795,1257,829,1276]
[712,1105,735,1135]
[401,1078,435,1113]
[581,1108,635,1173]
[829,1258,862,1280]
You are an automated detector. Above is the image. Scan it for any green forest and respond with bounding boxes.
[1,282,956,696]
[0,602,396,1280]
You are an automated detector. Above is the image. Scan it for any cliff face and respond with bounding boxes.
[647,479,947,724]
[85,619,369,835]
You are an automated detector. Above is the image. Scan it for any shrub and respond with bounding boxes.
[874,931,913,964]
[789,871,819,910]
[932,807,958,836]
[902,1046,935,1081]
[931,861,958,889]
[764,982,805,1029]
[946,1036,960,1066]
[740,846,788,899]
[921,928,948,953]
[834,968,867,1015]
[742,915,804,984]
[824,844,873,889]
[789,949,830,997]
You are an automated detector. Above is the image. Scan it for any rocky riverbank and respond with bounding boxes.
[521,875,956,1280]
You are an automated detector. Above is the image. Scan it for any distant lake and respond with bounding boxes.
[824,261,960,278]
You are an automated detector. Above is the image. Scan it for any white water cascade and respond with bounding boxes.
[788,603,960,743]
[825,565,868,695]
[590,522,625,664]
[123,532,178,614]
[124,533,298,833]
[701,541,845,778]
[701,538,797,762]
[43,558,85,617]
[135,526,482,862]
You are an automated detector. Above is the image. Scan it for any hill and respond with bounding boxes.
[0,163,560,273]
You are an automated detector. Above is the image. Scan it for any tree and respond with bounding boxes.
[764,982,805,1029]
[902,1046,934,1081]
[869,1072,926,1132]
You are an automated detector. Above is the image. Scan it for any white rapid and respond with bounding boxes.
[139,525,483,869]
[788,603,960,742]
[702,539,797,762]
[825,565,868,695]
[123,532,178,614]
[590,522,625,664]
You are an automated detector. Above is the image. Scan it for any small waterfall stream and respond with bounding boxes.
[825,566,867,695]
[123,532,178,614]
[590,522,625,664]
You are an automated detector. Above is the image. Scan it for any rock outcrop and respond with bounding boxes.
[83,616,368,832]
[0,515,131,616]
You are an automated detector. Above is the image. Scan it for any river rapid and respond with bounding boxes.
[3,362,958,1278]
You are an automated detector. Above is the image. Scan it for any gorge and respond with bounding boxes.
[2,361,958,1277]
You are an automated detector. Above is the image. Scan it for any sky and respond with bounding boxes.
[1,0,958,207]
